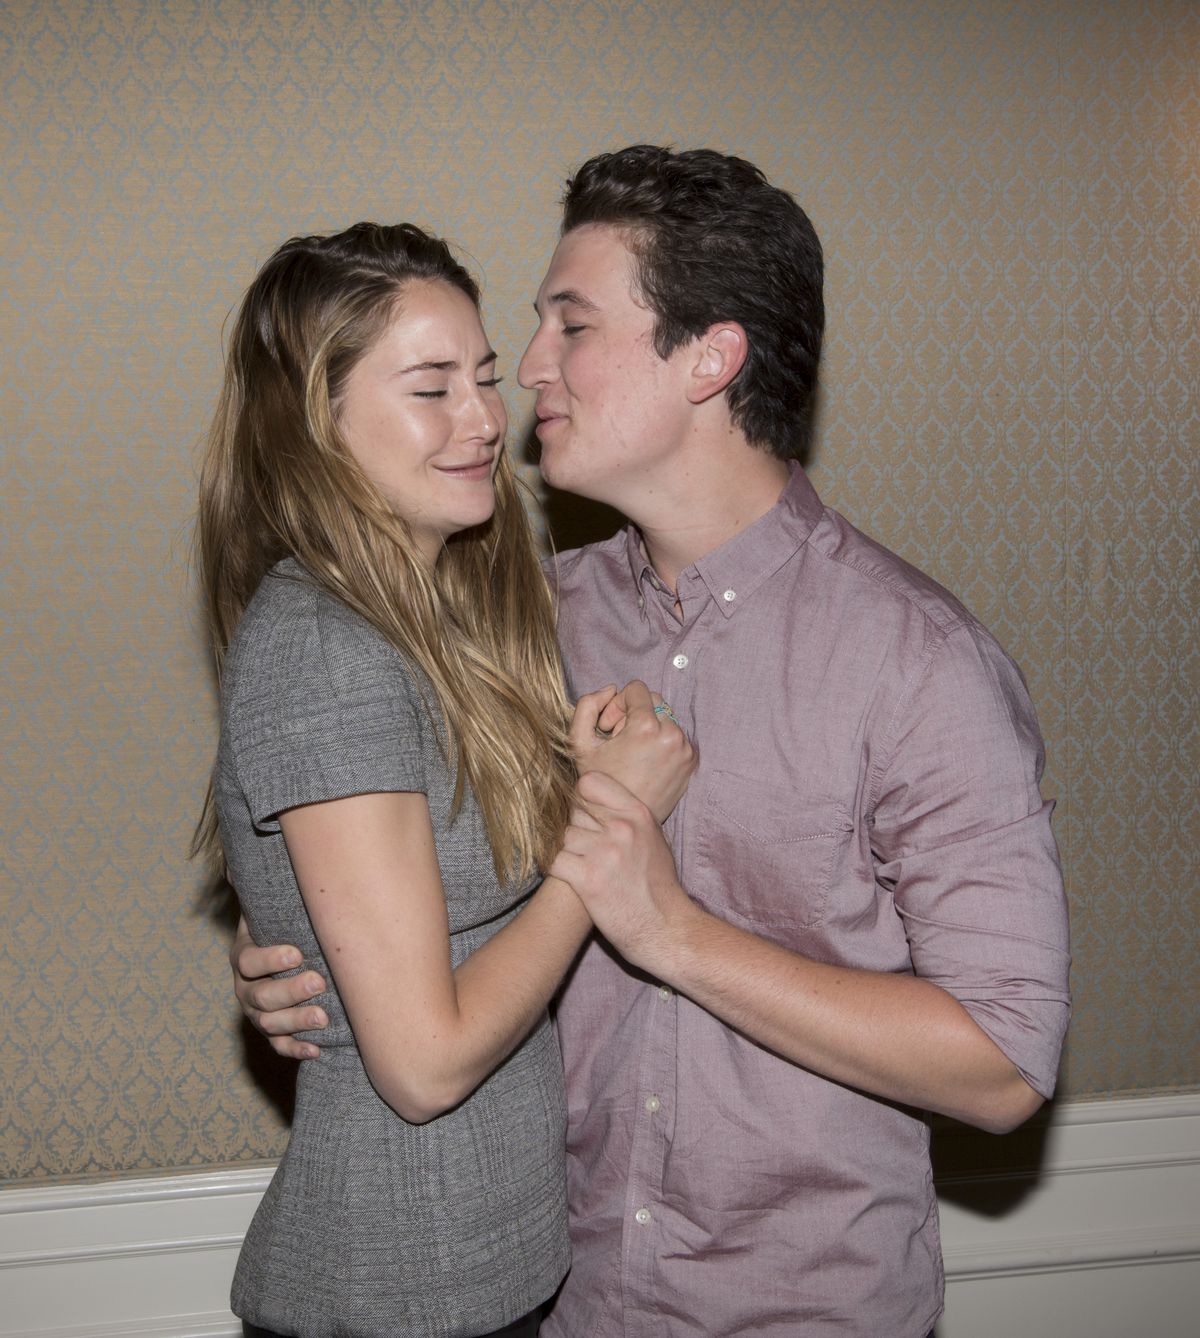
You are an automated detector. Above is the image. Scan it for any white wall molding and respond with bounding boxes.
[0,1167,273,1215]
[2,1094,1197,1337]
[0,1166,268,1338]
[936,1093,1199,1332]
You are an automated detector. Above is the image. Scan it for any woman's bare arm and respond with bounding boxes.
[280,789,589,1122]
[230,681,695,1074]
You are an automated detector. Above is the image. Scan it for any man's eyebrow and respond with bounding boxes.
[534,288,600,315]
[396,351,498,376]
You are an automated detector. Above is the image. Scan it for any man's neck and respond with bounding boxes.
[632,451,791,594]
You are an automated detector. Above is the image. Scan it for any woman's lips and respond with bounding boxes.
[435,460,493,480]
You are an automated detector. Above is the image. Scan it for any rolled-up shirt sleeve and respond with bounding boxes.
[871,619,1071,1099]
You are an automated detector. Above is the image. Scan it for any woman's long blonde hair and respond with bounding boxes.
[195,222,574,881]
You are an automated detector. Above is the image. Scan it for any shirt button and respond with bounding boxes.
[657,984,673,1001]
[634,1206,652,1225]
[637,596,645,609]
[723,588,736,602]
[672,653,689,669]
[644,1095,661,1114]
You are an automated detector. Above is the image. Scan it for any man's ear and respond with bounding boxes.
[686,323,748,405]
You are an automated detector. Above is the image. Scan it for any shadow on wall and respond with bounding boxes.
[927,1110,1056,1337]
[237,1020,298,1126]
[543,487,626,552]
[931,1101,1056,1215]
[196,873,298,1127]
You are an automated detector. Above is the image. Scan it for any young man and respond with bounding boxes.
[233,146,1071,1336]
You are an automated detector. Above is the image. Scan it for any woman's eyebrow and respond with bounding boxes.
[396,351,497,376]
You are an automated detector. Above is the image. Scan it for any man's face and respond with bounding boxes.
[518,224,694,512]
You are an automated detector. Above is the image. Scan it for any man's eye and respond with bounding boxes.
[562,324,585,337]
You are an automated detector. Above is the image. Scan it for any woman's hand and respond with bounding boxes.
[569,679,696,823]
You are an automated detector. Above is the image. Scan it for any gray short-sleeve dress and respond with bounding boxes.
[216,559,570,1338]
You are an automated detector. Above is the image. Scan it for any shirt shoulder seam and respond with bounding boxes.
[807,510,972,637]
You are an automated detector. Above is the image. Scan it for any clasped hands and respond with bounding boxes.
[230,680,698,1058]
[557,680,699,972]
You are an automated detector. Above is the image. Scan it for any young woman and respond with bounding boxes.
[195,222,693,1338]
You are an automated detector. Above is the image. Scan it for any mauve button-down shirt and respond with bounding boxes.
[541,465,1071,1338]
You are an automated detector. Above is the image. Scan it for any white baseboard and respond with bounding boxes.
[2,1094,1197,1337]
[0,1168,264,1338]
[934,1092,1200,1336]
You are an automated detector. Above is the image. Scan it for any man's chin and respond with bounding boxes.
[537,448,576,494]
[542,463,595,501]
[538,445,624,511]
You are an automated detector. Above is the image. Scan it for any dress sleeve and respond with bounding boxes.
[870,620,1071,1099]
[226,586,429,832]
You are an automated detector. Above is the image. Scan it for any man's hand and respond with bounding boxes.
[230,915,328,1060]
[549,770,699,972]
[569,680,696,823]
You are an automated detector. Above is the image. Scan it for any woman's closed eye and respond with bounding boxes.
[414,375,502,399]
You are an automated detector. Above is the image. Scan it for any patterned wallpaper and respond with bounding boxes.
[1,0,1196,1182]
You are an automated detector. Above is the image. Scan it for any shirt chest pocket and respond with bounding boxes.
[692,770,854,933]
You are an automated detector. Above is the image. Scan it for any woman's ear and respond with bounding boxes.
[686,322,748,404]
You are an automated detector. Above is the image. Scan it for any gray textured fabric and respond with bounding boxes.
[217,559,569,1338]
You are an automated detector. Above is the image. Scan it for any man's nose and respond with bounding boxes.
[517,326,550,388]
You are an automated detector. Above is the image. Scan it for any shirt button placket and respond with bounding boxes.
[623,976,677,1334]
[619,616,691,1335]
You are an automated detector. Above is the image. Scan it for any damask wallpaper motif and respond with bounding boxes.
[2,0,1196,1181]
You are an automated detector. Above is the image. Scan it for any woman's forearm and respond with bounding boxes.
[407,877,591,1117]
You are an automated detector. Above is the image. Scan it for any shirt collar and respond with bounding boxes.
[623,462,825,618]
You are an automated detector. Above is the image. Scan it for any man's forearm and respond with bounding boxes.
[553,771,1045,1135]
[651,897,1043,1134]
